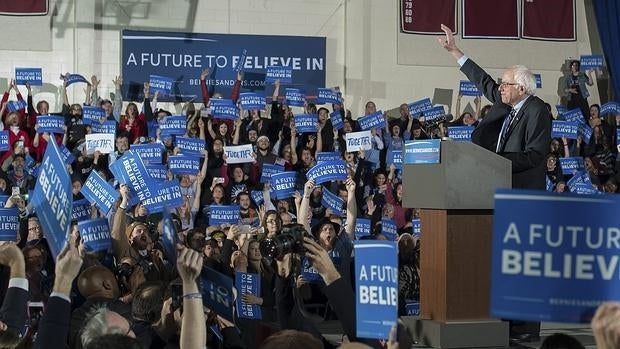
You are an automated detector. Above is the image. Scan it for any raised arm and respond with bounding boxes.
[177,246,206,349]
[111,185,133,261]
[344,177,357,239]
[298,180,315,233]
[112,76,123,122]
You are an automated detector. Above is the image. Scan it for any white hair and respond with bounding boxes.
[80,305,128,347]
[509,65,537,95]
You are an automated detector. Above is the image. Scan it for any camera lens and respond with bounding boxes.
[260,234,296,259]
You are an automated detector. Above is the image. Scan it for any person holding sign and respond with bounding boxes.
[439,23,552,191]
[564,60,594,120]
[439,23,551,341]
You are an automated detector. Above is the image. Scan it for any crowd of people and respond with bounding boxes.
[0,42,618,348]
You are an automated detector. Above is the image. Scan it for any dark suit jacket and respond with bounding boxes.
[462,59,552,190]
[34,296,71,349]
[0,285,29,336]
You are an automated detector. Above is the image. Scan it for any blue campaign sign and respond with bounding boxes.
[355,218,372,239]
[91,121,117,135]
[382,219,398,241]
[408,98,433,118]
[562,108,586,125]
[82,170,120,215]
[0,208,19,241]
[546,176,554,192]
[82,106,106,125]
[149,75,174,95]
[36,115,65,134]
[235,272,262,319]
[307,160,347,185]
[168,155,201,175]
[239,92,266,110]
[211,99,239,120]
[58,145,76,164]
[294,113,318,133]
[423,106,445,123]
[571,183,600,195]
[302,256,323,283]
[0,195,9,207]
[250,190,264,206]
[78,219,112,252]
[388,150,403,170]
[330,111,344,130]
[175,137,206,157]
[551,121,579,139]
[142,179,184,213]
[578,123,593,144]
[145,164,168,181]
[412,219,421,238]
[491,189,620,323]
[31,141,72,258]
[358,111,385,131]
[111,150,158,203]
[72,199,92,222]
[580,54,604,70]
[234,49,247,72]
[121,30,325,102]
[316,88,341,105]
[209,205,240,225]
[534,74,542,89]
[567,170,591,189]
[285,88,306,107]
[321,188,346,217]
[404,140,441,164]
[559,157,585,176]
[556,105,567,116]
[354,240,398,339]
[260,163,285,183]
[64,73,89,86]
[161,209,179,265]
[459,80,481,96]
[265,66,293,84]
[200,267,235,322]
[0,131,9,152]
[405,302,420,316]
[600,102,620,116]
[448,126,474,142]
[6,100,26,112]
[130,143,165,163]
[316,152,342,163]
[160,116,187,136]
[271,171,297,199]
[15,68,42,86]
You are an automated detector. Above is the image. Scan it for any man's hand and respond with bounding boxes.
[0,244,25,278]
[437,24,464,60]
[345,177,356,194]
[303,237,340,285]
[200,68,210,81]
[53,243,84,296]
[241,293,263,305]
[176,245,203,285]
[592,302,620,349]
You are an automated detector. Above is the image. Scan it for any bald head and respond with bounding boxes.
[78,265,120,299]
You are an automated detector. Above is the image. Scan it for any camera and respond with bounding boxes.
[259,223,310,259]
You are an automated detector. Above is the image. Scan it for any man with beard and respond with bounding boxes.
[238,191,259,227]
[254,135,277,170]
[111,185,170,292]
[3,154,35,191]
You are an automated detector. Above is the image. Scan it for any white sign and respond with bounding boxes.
[85,133,115,155]
[223,144,254,164]
[345,130,373,152]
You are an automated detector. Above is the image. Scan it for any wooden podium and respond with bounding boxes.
[401,141,512,348]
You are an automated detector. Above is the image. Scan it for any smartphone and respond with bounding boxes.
[171,284,183,311]
[12,187,20,197]
[213,177,225,184]
[28,301,44,326]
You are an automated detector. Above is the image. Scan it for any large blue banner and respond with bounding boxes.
[78,218,112,252]
[552,121,579,139]
[271,172,297,199]
[404,140,441,164]
[209,205,240,225]
[130,143,165,163]
[235,272,262,320]
[448,126,474,142]
[142,179,184,213]
[354,241,398,339]
[200,267,235,322]
[31,141,72,258]
[358,111,386,131]
[15,68,43,86]
[491,189,620,323]
[37,115,65,134]
[0,208,19,241]
[321,188,346,217]
[82,171,119,215]
[122,30,325,102]
[175,137,206,157]
[306,160,347,185]
[294,114,318,133]
[168,155,201,175]
[459,80,481,96]
[559,157,585,176]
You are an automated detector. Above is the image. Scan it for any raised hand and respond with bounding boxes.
[200,68,210,81]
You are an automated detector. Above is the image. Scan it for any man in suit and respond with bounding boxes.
[439,24,551,191]
[0,244,29,349]
[438,24,551,342]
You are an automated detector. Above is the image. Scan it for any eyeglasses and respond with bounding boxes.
[266,219,279,224]
[28,226,41,232]
[499,82,519,88]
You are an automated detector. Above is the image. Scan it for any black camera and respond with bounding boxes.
[260,223,309,259]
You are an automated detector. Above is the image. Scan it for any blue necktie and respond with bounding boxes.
[498,109,516,152]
